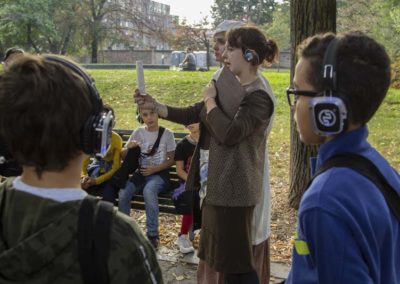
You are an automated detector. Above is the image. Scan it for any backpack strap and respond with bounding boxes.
[143,126,165,156]
[78,196,114,284]
[312,153,400,221]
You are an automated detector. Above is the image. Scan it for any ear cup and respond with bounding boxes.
[309,96,348,136]
[244,50,254,62]
[81,115,97,154]
[312,37,348,136]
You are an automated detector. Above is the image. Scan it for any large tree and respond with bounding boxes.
[288,0,336,209]
[0,0,82,54]
[211,0,276,26]
[261,0,290,51]
[337,0,400,59]
[82,0,114,63]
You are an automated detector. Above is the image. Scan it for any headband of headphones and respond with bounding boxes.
[43,55,113,156]
[309,36,348,136]
[322,38,339,95]
[44,56,103,114]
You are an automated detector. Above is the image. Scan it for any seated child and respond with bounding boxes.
[0,55,161,282]
[173,123,200,254]
[81,104,122,203]
[118,107,176,248]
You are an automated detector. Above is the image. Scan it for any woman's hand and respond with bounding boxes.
[133,89,156,109]
[133,88,168,117]
[202,81,217,102]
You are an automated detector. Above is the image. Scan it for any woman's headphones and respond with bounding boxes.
[309,38,348,136]
[45,56,114,156]
[243,49,260,65]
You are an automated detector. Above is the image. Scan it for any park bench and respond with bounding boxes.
[114,129,187,215]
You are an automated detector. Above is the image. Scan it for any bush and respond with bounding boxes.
[392,57,400,89]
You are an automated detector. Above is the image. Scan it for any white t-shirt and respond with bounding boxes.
[127,126,176,167]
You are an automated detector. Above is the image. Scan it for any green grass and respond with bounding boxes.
[91,68,400,169]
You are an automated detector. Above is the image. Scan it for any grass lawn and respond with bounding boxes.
[92,67,400,170]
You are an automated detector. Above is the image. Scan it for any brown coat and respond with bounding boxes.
[167,77,273,207]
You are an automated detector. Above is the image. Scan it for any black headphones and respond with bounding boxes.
[243,49,260,65]
[309,38,348,136]
[45,56,114,156]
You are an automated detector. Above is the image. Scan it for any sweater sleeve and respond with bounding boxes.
[206,90,273,146]
[81,156,90,177]
[166,102,204,125]
[95,133,123,185]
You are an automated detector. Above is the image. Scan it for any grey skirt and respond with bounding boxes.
[197,203,255,273]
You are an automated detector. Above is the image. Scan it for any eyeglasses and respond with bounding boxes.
[286,88,319,107]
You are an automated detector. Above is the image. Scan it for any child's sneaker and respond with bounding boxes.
[177,234,195,254]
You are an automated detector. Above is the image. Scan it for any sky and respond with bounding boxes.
[157,0,215,25]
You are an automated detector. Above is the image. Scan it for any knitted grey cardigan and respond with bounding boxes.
[166,77,273,207]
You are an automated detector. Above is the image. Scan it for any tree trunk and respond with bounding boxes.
[27,24,40,53]
[288,0,336,209]
[91,36,98,63]
[203,31,210,71]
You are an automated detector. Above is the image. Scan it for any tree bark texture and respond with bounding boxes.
[288,0,336,209]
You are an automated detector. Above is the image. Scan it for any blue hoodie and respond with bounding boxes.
[286,126,400,284]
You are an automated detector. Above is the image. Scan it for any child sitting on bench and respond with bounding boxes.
[118,107,176,249]
[81,104,122,204]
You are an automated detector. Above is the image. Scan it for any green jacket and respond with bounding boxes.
[0,179,163,284]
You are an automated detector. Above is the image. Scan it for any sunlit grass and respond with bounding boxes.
[90,68,400,169]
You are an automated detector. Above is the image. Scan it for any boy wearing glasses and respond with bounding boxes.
[286,32,400,283]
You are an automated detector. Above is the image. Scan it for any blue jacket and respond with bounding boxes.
[286,127,400,284]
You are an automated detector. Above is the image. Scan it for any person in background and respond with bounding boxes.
[118,107,176,249]
[179,47,197,71]
[173,123,200,254]
[0,55,162,283]
[81,104,123,204]
[285,32,400,284]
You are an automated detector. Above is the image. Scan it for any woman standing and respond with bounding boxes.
[136,27,278,283]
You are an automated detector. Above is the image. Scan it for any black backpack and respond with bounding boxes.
[277,154,400,284]
[78,196,113,284]
[311,153,400,221]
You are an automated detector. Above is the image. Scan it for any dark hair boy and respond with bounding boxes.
[0,55,162,283]
[285,32,399,284]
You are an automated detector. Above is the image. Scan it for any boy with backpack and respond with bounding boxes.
[285,32,400,283]
[0,55,162,283]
